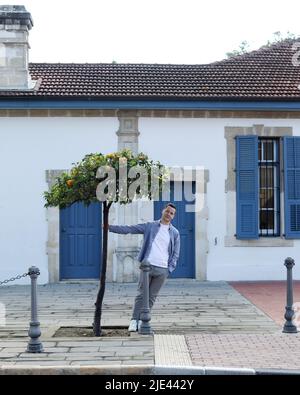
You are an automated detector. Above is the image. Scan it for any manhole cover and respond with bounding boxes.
[53,326,130,337]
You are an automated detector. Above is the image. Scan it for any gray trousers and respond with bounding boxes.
[131,265,169,321]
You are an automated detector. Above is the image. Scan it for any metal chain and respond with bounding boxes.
[0,272,29,286]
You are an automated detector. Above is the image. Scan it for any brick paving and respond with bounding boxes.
[186,333,300,371]
[229,281,300,326]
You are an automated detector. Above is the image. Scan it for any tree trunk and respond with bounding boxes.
[93,201,111,336]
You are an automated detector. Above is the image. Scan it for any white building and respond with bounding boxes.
[1,5,300,284]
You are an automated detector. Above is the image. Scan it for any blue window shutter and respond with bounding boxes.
[284,137,300,239]
[236,136,259,239]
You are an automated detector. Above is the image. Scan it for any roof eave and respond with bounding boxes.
[1,97,300,111]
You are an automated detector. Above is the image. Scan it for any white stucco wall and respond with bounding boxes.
[139,117,300,281]
[1,114,300,284]
[0,117,118,284]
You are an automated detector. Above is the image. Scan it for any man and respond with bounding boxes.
[108,203,180,332]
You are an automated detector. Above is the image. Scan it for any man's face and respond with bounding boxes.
[162,205,176,223]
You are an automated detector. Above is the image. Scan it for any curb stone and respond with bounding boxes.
[154,365,255,375]
[0,365,153,375]
[0,364,254,375]
[1,364,300,375]
[255,369,300,375]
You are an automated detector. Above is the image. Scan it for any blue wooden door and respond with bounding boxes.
[60,201,102,279]
[154,182,195,278]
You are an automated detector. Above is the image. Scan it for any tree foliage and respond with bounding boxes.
[44,149,166,208]
[226,31,300,59]
[226,40,250,58]
[266,31,298,46]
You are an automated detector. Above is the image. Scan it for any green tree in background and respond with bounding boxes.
[226,31,299,58]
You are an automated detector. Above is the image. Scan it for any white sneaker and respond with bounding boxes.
[128,320,138,332]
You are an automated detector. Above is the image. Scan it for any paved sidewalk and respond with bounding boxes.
[0,280,299,374]
[186,333,300,371]
[230,281,300,326]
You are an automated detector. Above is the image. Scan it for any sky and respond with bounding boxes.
[3,0,300,64]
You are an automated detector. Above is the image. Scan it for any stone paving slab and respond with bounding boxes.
[0,336,154,366]
[0,281,279,340]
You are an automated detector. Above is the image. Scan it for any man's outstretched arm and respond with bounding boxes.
[108,223,147,234]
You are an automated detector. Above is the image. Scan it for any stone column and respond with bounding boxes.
[116,111,140,154]
[114,111,141,282]
[45,170,68,283]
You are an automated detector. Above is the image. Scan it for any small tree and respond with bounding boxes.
[226,40,250,58]
[44,149,166,336]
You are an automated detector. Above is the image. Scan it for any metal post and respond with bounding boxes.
[138,260,153,335]
[283,257,298,334]
[27,266,44,353]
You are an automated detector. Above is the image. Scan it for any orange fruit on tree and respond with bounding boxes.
[66,179,74,188]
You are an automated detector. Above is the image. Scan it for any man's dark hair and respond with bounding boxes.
[165,203,176,210]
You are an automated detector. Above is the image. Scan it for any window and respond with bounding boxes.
[236,136,300,240]
[258,139,280,236]
[284,137,300,238]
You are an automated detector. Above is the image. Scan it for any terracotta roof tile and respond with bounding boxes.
[1,39,300,100]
